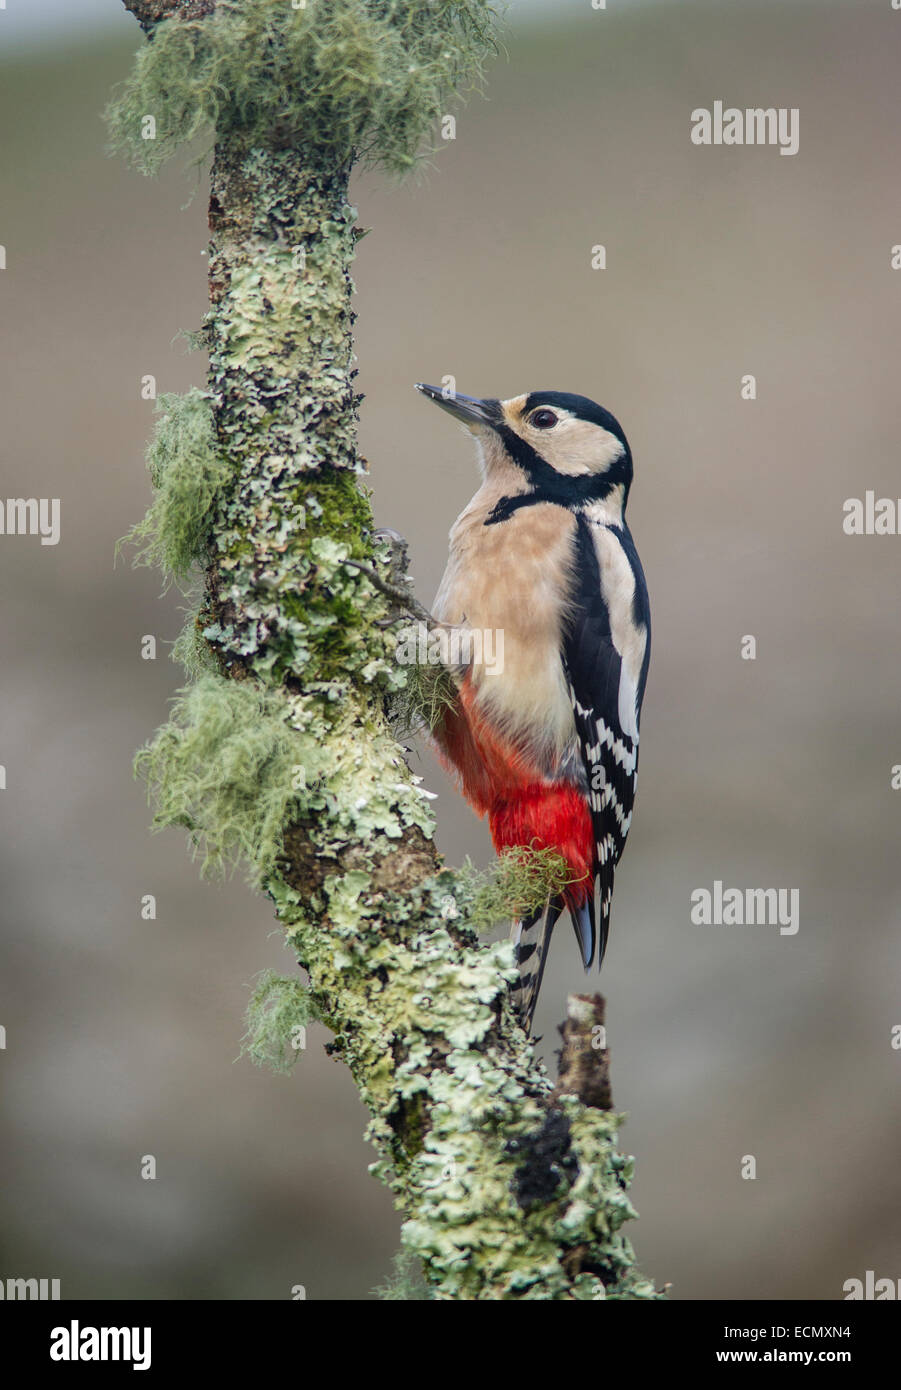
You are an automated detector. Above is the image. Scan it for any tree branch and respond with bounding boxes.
[114,0,658,1300]
[122,0,213,38]
[554,994,613,1112]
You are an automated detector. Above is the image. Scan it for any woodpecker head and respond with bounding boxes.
[415,384,633,513]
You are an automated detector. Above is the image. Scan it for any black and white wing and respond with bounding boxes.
[562,516,650,968]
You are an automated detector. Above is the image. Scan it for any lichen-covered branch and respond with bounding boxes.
[113,0,659,1299]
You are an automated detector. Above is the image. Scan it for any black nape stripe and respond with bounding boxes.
[484,457,630,525]
[485,493,542,525]
[485,483,621,526]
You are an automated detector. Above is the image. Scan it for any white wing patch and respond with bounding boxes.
[617,667,639,741]
[586,507,648,742]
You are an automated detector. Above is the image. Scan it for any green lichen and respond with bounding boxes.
[241,969,319,1073]
[123,389,231,586]
[134,674,311,880]
[272,862,659,1301]
[135,671,436,886]
[171,602,219,677]
[387,645,459,738]
[373,1248,432,1302]
[422,847,577,932]
[105,0,502,176]
[469,846,577,928]
[202,146,385,685]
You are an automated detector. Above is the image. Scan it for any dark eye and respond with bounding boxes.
[530,409,558,429]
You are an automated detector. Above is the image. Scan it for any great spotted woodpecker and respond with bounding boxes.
[415,383,651,1029]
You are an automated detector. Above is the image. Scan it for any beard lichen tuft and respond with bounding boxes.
[464,846,579,929]
[105,0,503,176]
[387,648,459,738]
[240,969,320,1073]
[121,389,232,589]
[372,1247,432,1302]
[134,674,313,882]
[171,599,220,678]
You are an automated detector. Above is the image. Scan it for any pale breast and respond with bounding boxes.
[434,493,578,769]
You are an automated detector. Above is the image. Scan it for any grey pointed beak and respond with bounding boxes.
[414,383,501,429]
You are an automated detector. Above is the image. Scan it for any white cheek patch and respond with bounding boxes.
[541,424,625,478]
[592,431,627,471]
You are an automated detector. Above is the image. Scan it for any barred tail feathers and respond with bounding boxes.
[511,896,564,1032]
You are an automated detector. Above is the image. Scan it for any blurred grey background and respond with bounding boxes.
[1,0,899,1300]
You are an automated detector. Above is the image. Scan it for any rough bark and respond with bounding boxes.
[123,0,212,31]
[554,994,613,1112]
